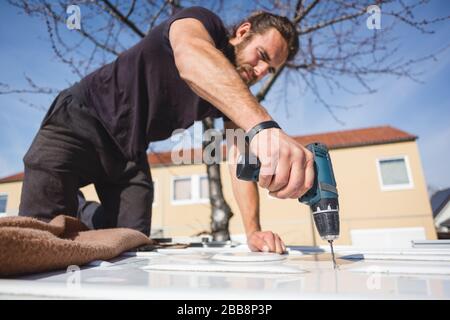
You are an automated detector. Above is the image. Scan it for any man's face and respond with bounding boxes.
[231,24,289,86]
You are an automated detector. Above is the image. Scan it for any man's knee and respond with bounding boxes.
[19,167,79,220]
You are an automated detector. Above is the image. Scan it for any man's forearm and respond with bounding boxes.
[229,162,261,236]
[173,39,272,131]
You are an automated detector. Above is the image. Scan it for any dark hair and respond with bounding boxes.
[232,11,299,61]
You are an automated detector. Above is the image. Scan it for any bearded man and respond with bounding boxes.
[19,6,314,253]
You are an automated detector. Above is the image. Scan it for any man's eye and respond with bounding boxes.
[259,50,267,60]
[258,50,275,73]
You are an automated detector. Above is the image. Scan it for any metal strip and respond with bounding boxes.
[319,182,337,194]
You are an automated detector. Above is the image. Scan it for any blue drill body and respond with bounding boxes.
[298,143,340,241]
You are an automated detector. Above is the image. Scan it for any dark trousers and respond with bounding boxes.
[19,86,153,236]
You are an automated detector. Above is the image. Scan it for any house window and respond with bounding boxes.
[172,175,209,205]
[0,194,7,213]
[377,156,413,190]
[199,176,209,200]
[173,177,192,201]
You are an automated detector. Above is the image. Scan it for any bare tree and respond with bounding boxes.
[202,117,233,241]
[1,0,449,239]
[252,0,449,120]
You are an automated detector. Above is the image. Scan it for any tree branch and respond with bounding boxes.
[147,0,171,33]
[294,0,320,24]
[0,78,59,95]
[125,0,136,19]
[256,65,286,102]
[100,0,146,38]
[299,9,367,36]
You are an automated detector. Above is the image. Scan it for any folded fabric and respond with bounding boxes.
[0,215,153,276]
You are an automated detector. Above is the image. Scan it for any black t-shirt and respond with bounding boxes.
[77,7,234,160]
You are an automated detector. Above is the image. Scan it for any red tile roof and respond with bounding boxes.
[0,172,24,183]
[0,126,416,183]
[292,125,416,150]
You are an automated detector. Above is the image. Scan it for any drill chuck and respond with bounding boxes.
[311,198,340,241]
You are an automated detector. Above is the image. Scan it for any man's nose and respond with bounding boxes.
[254,61,270,79]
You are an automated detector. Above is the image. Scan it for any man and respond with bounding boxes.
[19,7,314,254]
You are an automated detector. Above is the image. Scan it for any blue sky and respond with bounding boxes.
[0,1,449,192]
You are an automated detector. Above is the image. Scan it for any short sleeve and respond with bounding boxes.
[164,6,228,49]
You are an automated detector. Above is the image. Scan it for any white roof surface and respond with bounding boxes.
[1,244,450,300]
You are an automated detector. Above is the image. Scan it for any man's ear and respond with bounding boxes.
[235,22,252,40]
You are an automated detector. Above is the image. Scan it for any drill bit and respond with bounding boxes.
[328,240,337,269]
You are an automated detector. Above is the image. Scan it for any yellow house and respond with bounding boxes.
[0,125,436,247]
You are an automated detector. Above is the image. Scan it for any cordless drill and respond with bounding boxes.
[237,141,340,267]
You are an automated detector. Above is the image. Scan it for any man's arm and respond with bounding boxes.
[225,120,286,254]
[169,18,271,132]
[169,17,315,203]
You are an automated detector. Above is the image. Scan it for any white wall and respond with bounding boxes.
[350,227,426,248]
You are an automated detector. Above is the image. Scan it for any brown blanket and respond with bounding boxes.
[0,215,153,276]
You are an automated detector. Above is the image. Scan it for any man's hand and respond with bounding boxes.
[247,230,286,254]
[249,128,314,199]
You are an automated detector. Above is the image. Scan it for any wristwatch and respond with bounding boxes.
[245,120,281,145]
[236,120,281,181]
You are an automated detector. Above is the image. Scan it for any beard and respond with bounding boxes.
[236,64,257,87]
[233,37,257,87]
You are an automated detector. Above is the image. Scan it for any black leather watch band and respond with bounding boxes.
[246,120,281,145]
[236,120,281,181]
